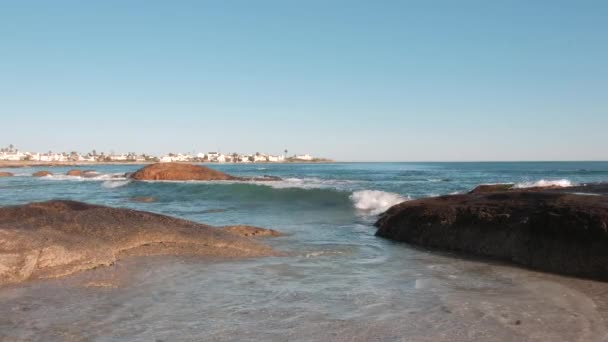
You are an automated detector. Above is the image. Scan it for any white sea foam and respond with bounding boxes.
[349,190,409,215]
[139,177,357,190]
[514,179,574,189]
[261,177,360,190]
[102,180,132,188]
[40,172,126,180]
[304,251,345,258]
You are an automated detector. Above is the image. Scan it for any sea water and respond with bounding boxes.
[1,162,608,341]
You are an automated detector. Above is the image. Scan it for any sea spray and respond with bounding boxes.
[349,190,409,215]
[514,179,574,188]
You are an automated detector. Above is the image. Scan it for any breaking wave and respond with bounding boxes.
[514,179,574,189]
[102,180,132,188]
[349,190,409,215]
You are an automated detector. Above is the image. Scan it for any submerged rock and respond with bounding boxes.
[375,184,608,280]
[32,171,52,177]
[130,196,157,203]
[222,225,283,237]
[0,200,280,286]
[129,163,281,182]
[0,172,13,177]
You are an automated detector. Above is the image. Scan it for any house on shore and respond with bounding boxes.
[267,155,285,162]
[0,151,26,161]
[294,154,313,161]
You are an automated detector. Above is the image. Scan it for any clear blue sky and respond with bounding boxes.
[1,0,606,161]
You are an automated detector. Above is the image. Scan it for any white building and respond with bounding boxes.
[110,154,128,161]
[207,152,219,161]
[36,153,68,162]
[253,154,267,162]
[0,151,26,161]
[294,154,313,161]
[267,155,285,162]
[160,155,174,163]
[78,154,96,162]
[160,153,193,162]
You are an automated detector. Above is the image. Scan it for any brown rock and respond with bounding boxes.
[66,169,83,176]
[129,163,282,182]
[0,172,13,177]
[32,171,52,177]
[0,200,279,286]
[222,225,283,237]
[66,169,98,177]
[130,163,238,181]
[375,184,608,280]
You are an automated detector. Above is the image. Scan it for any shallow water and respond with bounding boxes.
[1,162,608,341]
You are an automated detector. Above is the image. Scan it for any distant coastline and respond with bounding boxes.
[0,159,335,168]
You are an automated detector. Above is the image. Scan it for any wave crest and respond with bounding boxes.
[349,190,408,215]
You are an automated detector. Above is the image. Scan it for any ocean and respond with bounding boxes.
[2,162,608,341]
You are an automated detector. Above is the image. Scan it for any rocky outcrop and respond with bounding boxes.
[375,184,608,280]
[0,200,280,286]
[130,163,237,181]
[0,172,13,177]
[66,169,98,177]
[129,163,281,182]
[32,171,52,177]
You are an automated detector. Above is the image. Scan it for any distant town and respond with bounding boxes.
[0,145,330,163]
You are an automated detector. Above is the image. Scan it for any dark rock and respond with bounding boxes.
[0,172,13,177]
[469,183,514,193]
[0,200,280,285]
[375,186,608,280]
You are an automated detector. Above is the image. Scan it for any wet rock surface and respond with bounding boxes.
[375,184,608,280]
[0,200,280,286]
[32,171,52,177]
[222,225,283,237]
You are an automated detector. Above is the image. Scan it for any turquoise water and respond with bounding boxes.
[2,162,608,341]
